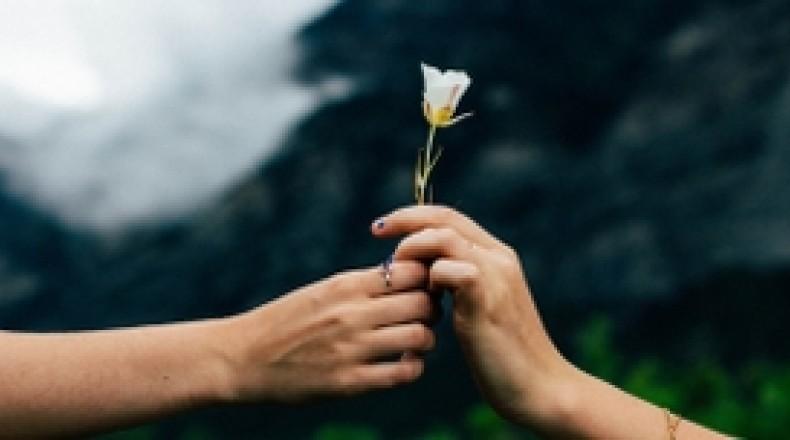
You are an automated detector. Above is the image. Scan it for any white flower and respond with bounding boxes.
[421,62,472,127]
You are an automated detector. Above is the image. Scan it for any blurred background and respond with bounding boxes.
[1,0,789,438]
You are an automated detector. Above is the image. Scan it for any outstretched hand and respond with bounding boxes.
[223,261,437,404]
[0,261,437,439]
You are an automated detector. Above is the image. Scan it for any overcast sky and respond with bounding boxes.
[0,0,336,232]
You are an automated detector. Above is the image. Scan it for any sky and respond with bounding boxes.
[0,0,337,232]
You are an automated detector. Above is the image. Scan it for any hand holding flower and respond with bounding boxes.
[372,206,729,439]
[373,205,571,430]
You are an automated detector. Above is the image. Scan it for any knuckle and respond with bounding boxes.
[504,245,521,262]
[412,262,430,282]
[458,265,481,288]
[432,227,456,245]
[503,255,523,274]
[437,227,455,240]
[326,306,356,331]
[327,271,351,293]
[335,268,368,293]
[329,340,353,360]
[323,310,342,328]
[333,370,361,395]
[435,205,457,221]
[420,227,440,238]
[398,261,427,285]
[306,290,325,314]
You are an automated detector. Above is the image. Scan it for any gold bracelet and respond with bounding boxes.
[663,408,681,440]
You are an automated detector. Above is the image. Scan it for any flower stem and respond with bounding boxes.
[416,124,438,205]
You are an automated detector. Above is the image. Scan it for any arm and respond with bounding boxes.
[0,261,436,439]
[373,206,729,439]
[0,320,231,439]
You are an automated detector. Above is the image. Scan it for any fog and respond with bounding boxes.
[0,0,336,231]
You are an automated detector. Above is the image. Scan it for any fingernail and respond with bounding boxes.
[383,253,393,268]
[374,219,386,230]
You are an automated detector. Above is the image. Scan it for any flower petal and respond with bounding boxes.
[421,63,472,126]
[424,84,457,111]
[443,71,471,109]
[421,63,443,91]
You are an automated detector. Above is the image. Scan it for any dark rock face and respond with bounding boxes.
[1,0,789,436]
[0,135,91,329]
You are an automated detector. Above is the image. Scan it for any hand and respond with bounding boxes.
[216,261,436,404]
[372,206,574,428]
[0,262,435,438]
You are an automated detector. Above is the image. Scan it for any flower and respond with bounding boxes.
[421,62,473,127]
[414,63,473,204]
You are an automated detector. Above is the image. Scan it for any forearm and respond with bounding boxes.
[0,319,233,439]
[535,366,729,439]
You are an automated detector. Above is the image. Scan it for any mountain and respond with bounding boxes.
[1,0,789,437]
[53,0,789,353]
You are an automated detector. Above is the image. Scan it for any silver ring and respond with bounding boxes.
[382,257,393,288]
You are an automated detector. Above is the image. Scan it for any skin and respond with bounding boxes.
[0,262,435,439]
[373,205,730,439]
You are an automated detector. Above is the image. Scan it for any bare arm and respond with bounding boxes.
[374,205,729,439]
[0,320,231,438]
[0,262,436,439]
[547,368,724,439]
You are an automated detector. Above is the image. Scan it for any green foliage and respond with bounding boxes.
[575,316,623,382]
[99,317,789,439]
[575,316,790,438]
[464,404,518,440]
[311,316,790,439]
[313,424,380,440]
[414,425,458,440]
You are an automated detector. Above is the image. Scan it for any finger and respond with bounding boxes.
[334,261,428,298]
[429,259,480,292]
[346,358,425,392]
[357,323,435,360]
[359,291,434,328]
[429,259,481,313]
[372,205,502,249]
[393,227,478,263]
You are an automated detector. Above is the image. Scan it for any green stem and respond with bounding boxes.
[417,124,437,205]
[425,124,436,172]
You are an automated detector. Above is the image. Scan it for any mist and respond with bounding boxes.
[0,0,336,232]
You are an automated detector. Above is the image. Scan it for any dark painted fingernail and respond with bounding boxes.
[383,254,393,268]
[375,219,386,229]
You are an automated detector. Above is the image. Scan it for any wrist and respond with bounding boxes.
[193,315,250,405]
[202,305,287,405]
[514,355,587,434]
